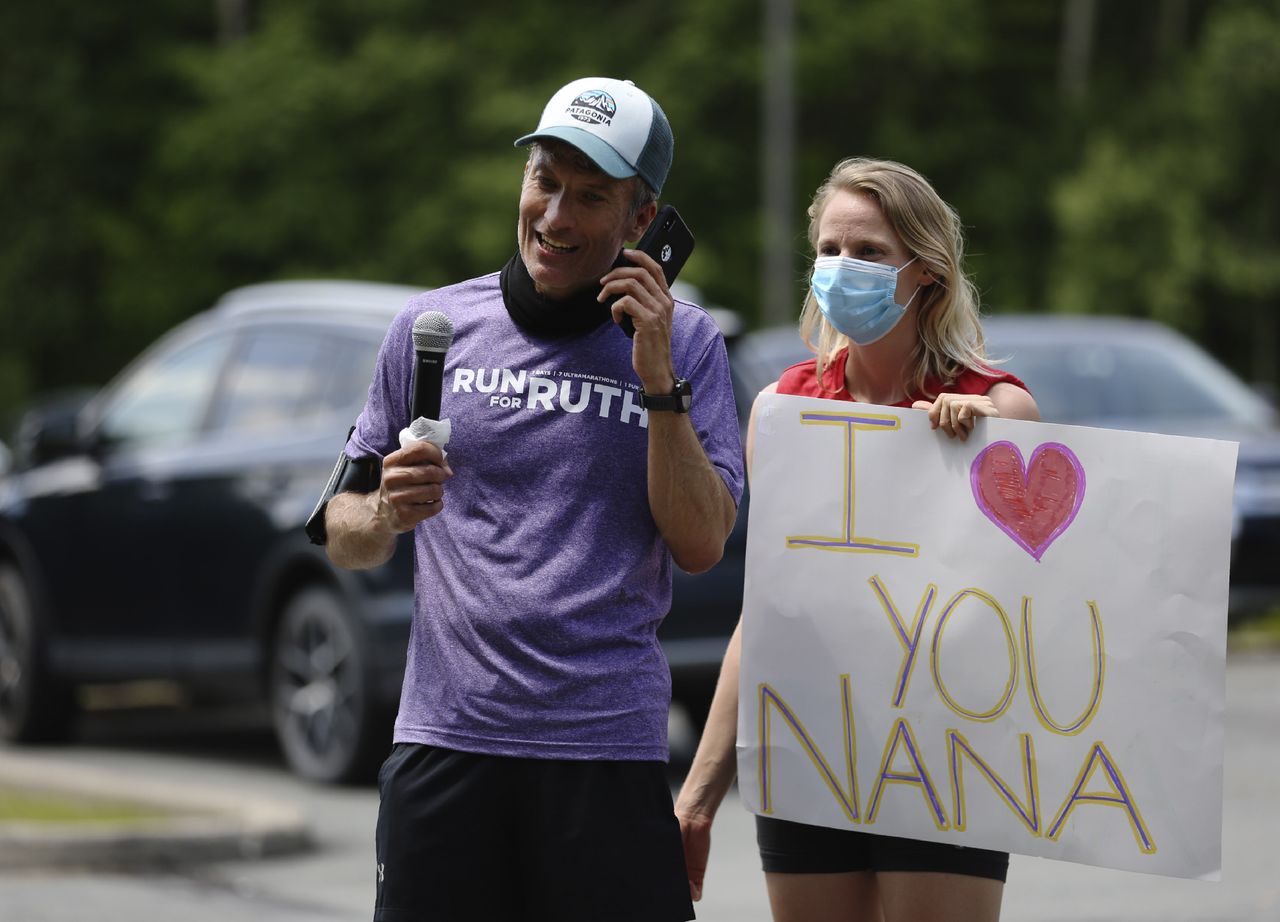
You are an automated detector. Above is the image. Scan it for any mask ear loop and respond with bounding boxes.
[895,256,922,310]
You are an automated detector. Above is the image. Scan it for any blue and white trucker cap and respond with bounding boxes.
[515,77,673,195]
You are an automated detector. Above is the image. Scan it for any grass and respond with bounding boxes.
[0,785,174,825]
[1228,606,1280,652]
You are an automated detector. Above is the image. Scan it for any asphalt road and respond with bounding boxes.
[1,651,1277,922]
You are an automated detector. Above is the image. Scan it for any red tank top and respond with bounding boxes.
[775,347,1027,405]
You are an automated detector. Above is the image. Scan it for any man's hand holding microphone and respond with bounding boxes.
[377,311,455,532]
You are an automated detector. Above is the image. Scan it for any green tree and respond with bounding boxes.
[117,0,767,339]
[1051,0,1280,382]
[2,0,1273,425]
[0,1,210,416]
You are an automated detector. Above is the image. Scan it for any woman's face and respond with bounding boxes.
[815,189,932,306]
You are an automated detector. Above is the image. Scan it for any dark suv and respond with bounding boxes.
[0,280,754,781]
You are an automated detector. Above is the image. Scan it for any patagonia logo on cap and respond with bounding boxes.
[566,90,617,127]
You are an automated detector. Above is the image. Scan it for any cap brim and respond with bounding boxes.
[514,125,637,180]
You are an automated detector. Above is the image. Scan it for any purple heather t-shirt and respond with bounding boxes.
[349,272,744,761]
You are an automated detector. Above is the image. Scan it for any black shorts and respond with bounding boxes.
[756,815,1009,882]
[374,743,695,922]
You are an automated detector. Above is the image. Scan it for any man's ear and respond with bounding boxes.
[628,200,659,243]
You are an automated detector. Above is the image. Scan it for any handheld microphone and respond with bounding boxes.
[410,311,455,423]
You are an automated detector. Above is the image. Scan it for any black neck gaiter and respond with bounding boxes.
[500,252,614,337]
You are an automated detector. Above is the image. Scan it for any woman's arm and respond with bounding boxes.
[672,381,777,900]
[673,619,743,901]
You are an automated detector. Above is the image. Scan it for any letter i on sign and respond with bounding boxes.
[787,412,919,556]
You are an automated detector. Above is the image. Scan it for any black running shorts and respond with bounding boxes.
[756,815,1009,881]
[374,743,696,922]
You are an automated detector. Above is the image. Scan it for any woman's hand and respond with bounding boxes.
[675,809,713,901]
[912,393,998,441]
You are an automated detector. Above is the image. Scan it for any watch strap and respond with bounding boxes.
[641,378,692,413]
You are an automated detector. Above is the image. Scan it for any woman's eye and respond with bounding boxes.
[818,245,838,256]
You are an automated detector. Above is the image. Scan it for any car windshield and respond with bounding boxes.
[96,333,233,447]
[988,332,1271,428]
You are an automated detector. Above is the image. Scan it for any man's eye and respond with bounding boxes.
[818,245,838,256]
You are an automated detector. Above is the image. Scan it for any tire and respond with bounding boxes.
[0,564,75,743]
[269,586,390,784]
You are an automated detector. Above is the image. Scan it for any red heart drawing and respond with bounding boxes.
[970,441,1085,561]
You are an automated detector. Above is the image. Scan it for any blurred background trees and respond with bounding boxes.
[1,0,1276,418]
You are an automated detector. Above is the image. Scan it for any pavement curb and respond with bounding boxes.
[0,750,313,870]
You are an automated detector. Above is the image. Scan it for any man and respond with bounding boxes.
[320,77,743,921]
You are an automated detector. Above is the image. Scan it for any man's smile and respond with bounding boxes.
[536,231,578,254]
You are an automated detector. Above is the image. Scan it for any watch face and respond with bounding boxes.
[675,379,692,412]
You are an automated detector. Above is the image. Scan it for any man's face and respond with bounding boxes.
[518,145,653,300]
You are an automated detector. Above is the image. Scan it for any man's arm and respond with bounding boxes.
[325,440,452,570]
[646,413,736,574]
[601,248,737,574]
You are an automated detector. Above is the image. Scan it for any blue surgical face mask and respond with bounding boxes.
[811,255,920,345]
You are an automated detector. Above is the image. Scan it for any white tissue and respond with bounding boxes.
[399,417,452,450]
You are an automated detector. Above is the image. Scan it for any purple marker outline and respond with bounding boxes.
[948,730,1041,833]
[800,412,900,428]
[757,681,861,822]
[1046,742,1156,853]
[869,577,936,709]
[866,718,949,828]
[970,440,1086,562]
[787,412,919,557]
[1022,598,1105,736]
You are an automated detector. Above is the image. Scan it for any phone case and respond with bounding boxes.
[611,205,695,337]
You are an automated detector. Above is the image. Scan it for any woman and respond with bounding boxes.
[673,157,1039,922]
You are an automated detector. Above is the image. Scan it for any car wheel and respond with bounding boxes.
[269,586,390,784]
[0,564,75,742]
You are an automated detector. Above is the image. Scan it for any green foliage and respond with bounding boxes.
[0,0,1276,421]
[0,0,210,412]
[1050,0,1280,378]
[0,785,174,824]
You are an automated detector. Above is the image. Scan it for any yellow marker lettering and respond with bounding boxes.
[948,730,1041,835]
[1047,741,1155,854]
[931,589,1019,722]
[868,576,937,708]
[866,718,949,830]
[757,677,861,823]
[786,412,919,557]
[1023,598,1105,736]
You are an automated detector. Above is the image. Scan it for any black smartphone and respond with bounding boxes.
[608,204,696,337]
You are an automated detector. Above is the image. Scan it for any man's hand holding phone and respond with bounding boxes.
[601,205,695,339]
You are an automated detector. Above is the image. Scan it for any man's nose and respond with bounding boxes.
[542,191,574,231]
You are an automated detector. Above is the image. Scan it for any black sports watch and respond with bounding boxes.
[640,377,693,413]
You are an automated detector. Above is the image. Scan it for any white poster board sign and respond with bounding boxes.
[737,393,1236,880]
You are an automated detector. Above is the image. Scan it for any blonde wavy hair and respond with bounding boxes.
[798,157,991,398]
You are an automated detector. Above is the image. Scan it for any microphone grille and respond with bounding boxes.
[412,311,455,352]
